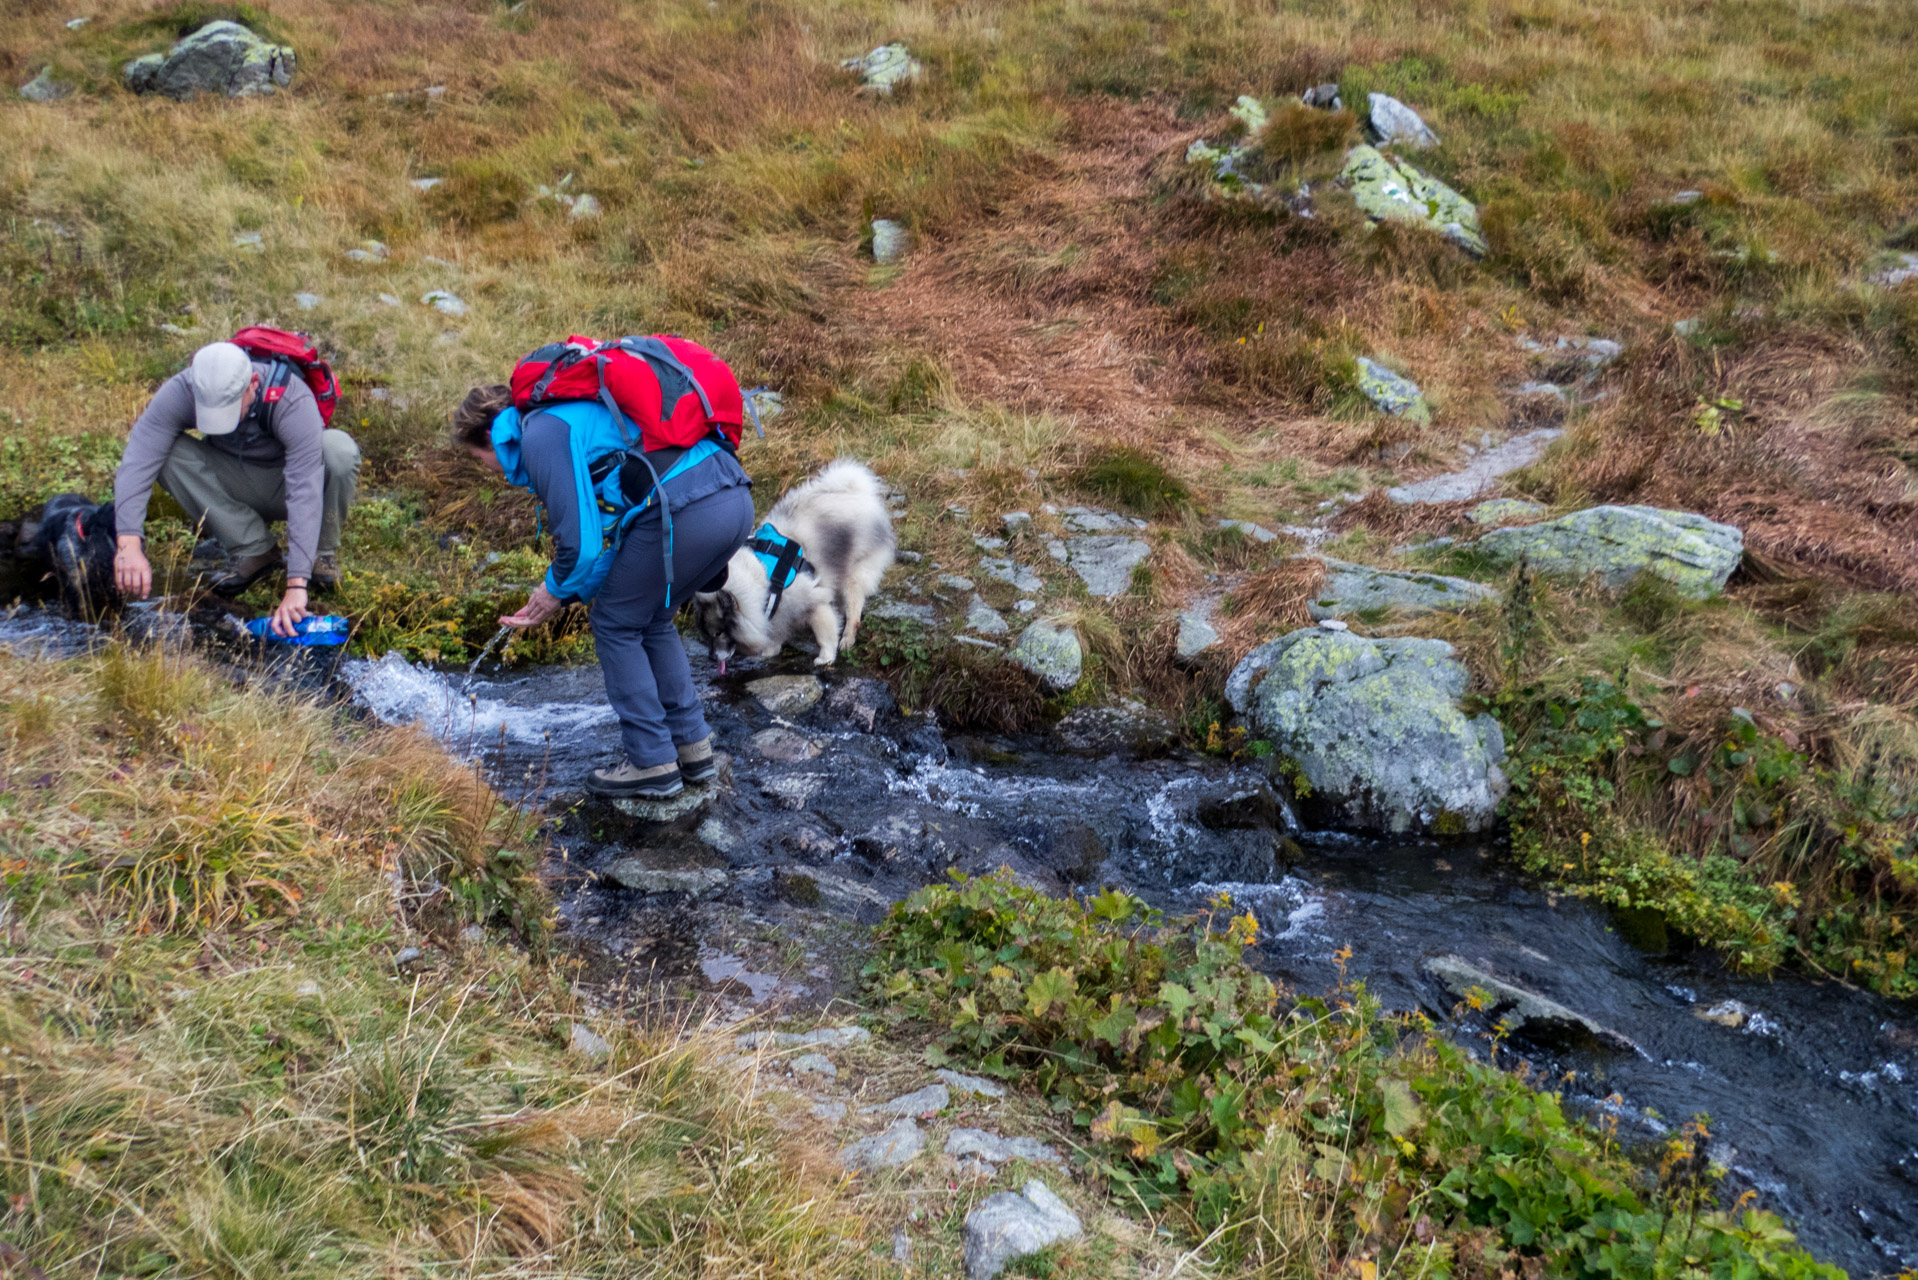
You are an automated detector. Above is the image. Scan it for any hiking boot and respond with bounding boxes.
[585,758,683,799]
[309,554,343,596]
[677,736,718,784]
[210,549,284,598]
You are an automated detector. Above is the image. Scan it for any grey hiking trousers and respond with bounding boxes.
[159,430,360,568]
[591,484,755,769]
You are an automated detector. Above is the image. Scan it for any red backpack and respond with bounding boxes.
[231,326,340,425]
[509,334,755,452]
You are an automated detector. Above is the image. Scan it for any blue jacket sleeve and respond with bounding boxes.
[517,413,596,600]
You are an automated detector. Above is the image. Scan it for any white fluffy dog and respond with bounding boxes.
[691,459,895,672]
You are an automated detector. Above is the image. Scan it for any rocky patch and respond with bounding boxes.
[124,21,296,99]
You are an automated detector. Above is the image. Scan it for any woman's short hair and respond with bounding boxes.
[451,384,513,451]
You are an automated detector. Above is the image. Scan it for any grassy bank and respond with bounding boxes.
[0,644,876,1276]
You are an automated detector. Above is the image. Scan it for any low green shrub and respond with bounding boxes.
[869,872,1841,1278]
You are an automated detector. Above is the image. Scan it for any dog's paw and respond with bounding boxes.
[812,654,837,668]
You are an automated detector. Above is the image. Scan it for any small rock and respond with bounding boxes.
[1387,428,1563,504]
[843,43,923,95]
[294,979,322,999]
[344,239,389,264]
[812,1100,848,1121]
[66,17,89,29]
[871,218,909,264]
[937,574,977,592]
[458,924,484,946]
[1425,955,1638,1052]
[761,774,825,810]
[1012,617,1083,691]
[422,289,467,317]
[1302,83,1343,110]
[792,1053,837,1079]
[1176,608,1221,660]
[773,866,890,916]
[232,231,263,250]
[979,557,1044,592]
[1050,534,1150,597]
[567,193,602,219]
[1056,505,1147,534]
[738,1025,873,1051]
[866,1083,948,1117]
[868,599,936,624]
[1673,318,1703,337]
[378,293,403,308]
[293,292,322,311]
[410,177,443,192]
[1002,511,1032,531]
[963,1180,1083,1280]
[747,673,824,715]
[19,67,74,103]
[1316,618,1349,631]
[1698,1000,1749,1028]
[1866,251,1918,288]
[839,1118,925,1172]
[824,677,897,731]
[1365,93,1439,149]
[608,786,716,822]
[966,596,1010,636]
[1667,190,1704,206]
[752,727,823,762]
[570,1022,612,1062]
[393,946,424,969]
[602,861,728,896]
[1355,357,1431,424]
[947,1128,1064,1165]
[1217,518,1279,542]
[937,1069,1007,1098]
[747,388,785,422]
[1014,599,1036,613]
[1052,702,1177,755]
[1514,380,1567,401]
[893,1226,912,1265]
[1308,556,1497,620]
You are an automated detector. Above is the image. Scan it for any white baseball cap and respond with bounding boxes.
[189,342,255,436]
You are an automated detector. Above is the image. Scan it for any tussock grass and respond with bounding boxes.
[0,645,874,1277]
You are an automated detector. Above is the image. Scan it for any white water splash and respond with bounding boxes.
[343,651,616,749]
[1189,877,1327,942]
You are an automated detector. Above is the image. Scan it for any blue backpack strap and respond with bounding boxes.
[742,387,767,439]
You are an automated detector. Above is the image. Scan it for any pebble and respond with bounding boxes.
[293,292,322,310]
[570,1022,612,1061]
[422,289,467,316]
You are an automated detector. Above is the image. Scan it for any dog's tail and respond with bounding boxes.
[805,458,888,502]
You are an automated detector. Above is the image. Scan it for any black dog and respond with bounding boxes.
[0,495,119,614]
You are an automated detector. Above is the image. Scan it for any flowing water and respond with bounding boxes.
[1,601,1907,1275]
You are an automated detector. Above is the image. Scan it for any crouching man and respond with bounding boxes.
[111,337,360,637]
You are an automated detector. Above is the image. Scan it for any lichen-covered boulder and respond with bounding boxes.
[1309,557,1496,619]
[1012,617,1082,691]
[842,43,922,94]
[123,21,295,99]
[1340,145,1485,256]
[1475,505,1743,598]
[1355,357,1431,423]
[19,67,74,102]
[1226,628,1507,834]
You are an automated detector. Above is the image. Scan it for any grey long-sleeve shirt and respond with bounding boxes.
[113,362,327,580]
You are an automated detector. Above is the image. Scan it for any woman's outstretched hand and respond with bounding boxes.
[500,582,562,629]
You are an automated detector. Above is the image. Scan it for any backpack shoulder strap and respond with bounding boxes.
[608,336,715,420]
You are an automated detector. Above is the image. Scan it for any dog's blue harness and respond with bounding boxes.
[746,522,812,618]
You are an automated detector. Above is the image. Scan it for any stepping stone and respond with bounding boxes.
[864,1083,948,1117]
[747,674,823,715]
[937,1069,1007,1098]
[751,728,822,762]
[963,1180,1082,1280]
[601,862,728,896]
[1012,617,1082,691]
[946,1128,1064,1166]
[839,1118,924,1172]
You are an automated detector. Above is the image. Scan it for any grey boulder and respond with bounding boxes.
[1227,629,1507,834]
[124,21,296,99]
[839,1118,924,1172]
[1176,605,1221,660]
[1309,556,1497,619]
[1366,93,1440,149]
[1012,617,1083,691]
[964,1180,1083,1280]
[1356,358,1432,424]
[1051,702,1176,755]
[602,862,728,897]
[20,67,74,102]
[1475,505,1742,598]
[747,673,823,715]
[1341,145,1485,256]
[843,43,923,94]
[1425,955,1638,1052]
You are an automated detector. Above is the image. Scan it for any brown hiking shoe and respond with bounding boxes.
[677,736,718,784]
[585,758,683,799]
[310,554,343,596]
[210,549,284,598]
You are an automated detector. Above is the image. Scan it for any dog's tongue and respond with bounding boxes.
[716,657,727,676]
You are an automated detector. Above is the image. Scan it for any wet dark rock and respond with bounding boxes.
[1302,82,1343,109]
[1424,955,1639,1053]
[601,861,728,897]
[748,674,823,715]
[823,677,897,731]
[1050,702,1177,757]
[752,727,823,762]
[773,866,890,919]
[853,813,924,865]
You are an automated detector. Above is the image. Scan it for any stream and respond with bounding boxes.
[1,606,1908,1275]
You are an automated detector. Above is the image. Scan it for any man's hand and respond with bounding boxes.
[500,583,562,629]
[114,535,152,600]
[269,583,310,639]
